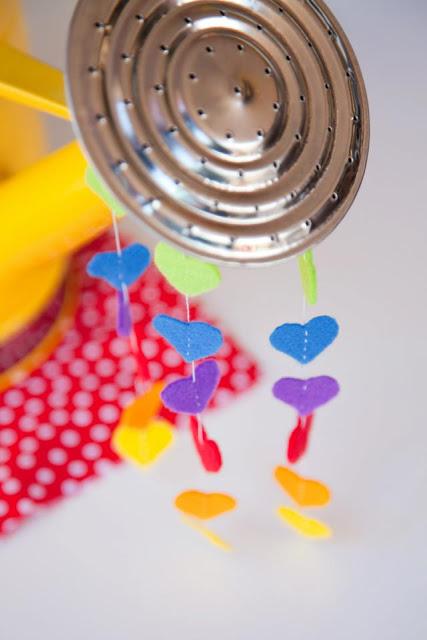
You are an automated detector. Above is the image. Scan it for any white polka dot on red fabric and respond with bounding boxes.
[52,376,73,393]
[82,340,103,361]
[55,346,73,363]
[81,291,97,306]
[82,443,102,460]
[214,388,233,407]
[119,355,137,374]
[130,303,145,322]
[68,460,88,478]
[232,353,251,370]
[0,407,14,425]
[26,377,47,395]
[0,429,17,446]
[35,468,55,485]
[0,448,10,464]
[109,337,129,358]
[28,484,47,500]
[90,425,110,442]
[72,409,92,427]
[217,359,230,376]
[2,478,21,495]
[19,437,39,453]
[0,466,11,482]
[141,286,159,303]
[18,415,37,432]
[99,383,119,402]
[148,361,164,380]
[118,391,134,408]
[141,339,159,359]
[218,341,232,358]
[115,371,134,389]
[81,374,100,392]
[61,479,80,496]
[2,518,18,533]
[25,398,44,416]
[16,454,36,470]
[95,358,115,377]
[49,410,69,427]
[42,361,61,379]
[60,429,81,447]
[94,458,114,475]
[73,391,93,409]
[37,424,56,439]
[162,348,182,368]
[17,498,36,515]
[98,404,120,424]
[47,448,68,465]
[81,309,100,328]
[47,392,68,408]
[4,389,24,408]
[0,499,9,516]
[68,359,89,377]
[230,371,250,391]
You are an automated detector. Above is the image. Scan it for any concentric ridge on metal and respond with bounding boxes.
[66,0,369,265]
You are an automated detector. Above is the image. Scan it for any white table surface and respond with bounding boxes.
[2,1,427,638]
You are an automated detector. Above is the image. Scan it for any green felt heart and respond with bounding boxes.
[154,243,221,297]
[298,249,317,305]
[86,166,126,218]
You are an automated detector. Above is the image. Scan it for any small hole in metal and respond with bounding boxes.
[189,73,197,80]
[234,86,242,94]
[88,65,98,74]
[184,16,192,24]
[278,7,284,13]
[295,133,302,141]
[286,54,291,61]
[346,69,352,77]
[160,44,169,53]
[325,82,330,90]
[300,95,305,101]
[197,108,205,117]
[257,24,263,31]
[331,192,338,201]
[225,132,233,139]
[273,161,279,169]
[303,220,311,230]
[273,102,280,110]
[352,115,360,123]
[328,28,333,36]
[154,84,164,92]
[206,45,214,53]
[94,21,105,30]
[141,143,151,152]
[348,156,354,164]
[265,67,271,75]
[121,53,131,60]
[123,98,132,106]
[237,43,244,51]
[328,126,333,132]
[135,14,144,21]
[116,160,128,171]
[308,41,313,48]
[291,191,296,199]
[238,169,244,177]
[316,163,321,172]
[257,129,264,137]
[174,178,181,185]
[219,9,226,16]
[169,126,178,134]
[200,157,207,164]
[96,113,106,122]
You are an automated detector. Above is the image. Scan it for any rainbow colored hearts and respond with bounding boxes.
[161,360,220,414]
[270,316,339,364]
[273,376,340,416]
[275,466,331,507]
[154,243,221,297]
[87,243,151,290]
[153,314,223,362]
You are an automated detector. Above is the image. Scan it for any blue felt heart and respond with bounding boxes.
[153,315,223,362]
[87,243,151,290]
[270,316,339,364]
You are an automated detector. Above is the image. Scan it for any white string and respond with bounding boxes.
[185,295,196,382]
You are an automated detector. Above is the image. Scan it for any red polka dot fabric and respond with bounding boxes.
[0,235,259,536]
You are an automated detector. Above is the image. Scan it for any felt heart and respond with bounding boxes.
[112,420,174,466]
[87,243,151,290]
[154,242,221,297]
[298,249,317,305]
[189,416,222,473]
[181,516,231,551]
[287,414,314,464]
[121,382,164,428]
[277,506,331,539]
[86,166,126,218]
[275,466,330,507]
[175,490,236,520]
[153,314,223,362]
[273,376,340,416]
[270,316,339,364]
[161,360,220,414]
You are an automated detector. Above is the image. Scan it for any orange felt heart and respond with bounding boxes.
[274,466,331,507]
[174,490,236,520]
[121,382,164,428]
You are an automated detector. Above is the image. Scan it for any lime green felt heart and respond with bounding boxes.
[154,243,221,297]
[86,166,126,218]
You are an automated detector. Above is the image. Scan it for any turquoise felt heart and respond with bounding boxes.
[153,315,223,362]
[270,316,339,364]
[87,243,151,290]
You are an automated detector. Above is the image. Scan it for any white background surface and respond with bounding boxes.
[1,1,427,638]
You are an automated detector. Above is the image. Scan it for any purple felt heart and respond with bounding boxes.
[161,360,221,415]
[273,376,340,416]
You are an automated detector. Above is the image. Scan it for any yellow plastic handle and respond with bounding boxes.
[0,41,70,120]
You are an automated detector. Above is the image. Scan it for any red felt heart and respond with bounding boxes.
[189,416,222,473]
[287,414,314,464]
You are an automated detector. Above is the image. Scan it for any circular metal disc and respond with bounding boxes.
[66,0,369,265]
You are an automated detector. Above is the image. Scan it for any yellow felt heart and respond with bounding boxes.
[112,419,174,466]
[174,490,236,520]
[121,382,164,429]
[274,466,331,507]
[154,243,221,297]
[277,506,332,539]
